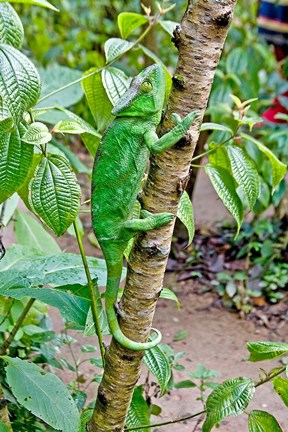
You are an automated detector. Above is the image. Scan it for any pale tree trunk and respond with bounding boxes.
[87,1,237,430]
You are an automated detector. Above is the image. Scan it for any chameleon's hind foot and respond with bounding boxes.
[152,212,174,228]
[124,212,173,232]
[140,210,174,227]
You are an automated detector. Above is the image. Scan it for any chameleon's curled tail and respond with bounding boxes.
[104,249,162,351]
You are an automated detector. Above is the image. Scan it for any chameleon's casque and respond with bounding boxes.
[92,64,197,351]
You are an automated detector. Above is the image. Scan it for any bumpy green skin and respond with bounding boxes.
[92,64,197,351]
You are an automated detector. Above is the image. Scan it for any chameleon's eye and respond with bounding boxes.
[141,80,153,93]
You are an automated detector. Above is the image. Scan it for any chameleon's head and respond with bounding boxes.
[111,64,166,117]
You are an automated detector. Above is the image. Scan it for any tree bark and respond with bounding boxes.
[87,1,237,430]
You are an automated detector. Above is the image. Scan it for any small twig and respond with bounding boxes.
[73,221,106,365]
[254,366,286,388]
[192,413,205,432]
[64,328,80,391]
[124,410,206,430]
[0,300,14,327]
[0,298,36,355]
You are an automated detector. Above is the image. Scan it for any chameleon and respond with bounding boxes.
[91,64,198,351]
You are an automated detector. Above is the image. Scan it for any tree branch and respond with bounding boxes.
[87,1,237,430]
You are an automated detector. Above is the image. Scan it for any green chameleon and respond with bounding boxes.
[92,64,197,351]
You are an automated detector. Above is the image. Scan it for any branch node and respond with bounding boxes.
[98,389,108,406]
[213,11,232,27]
[171,25,182,49]
[172,74,185,90]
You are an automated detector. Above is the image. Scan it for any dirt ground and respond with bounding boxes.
[4,168,288,431]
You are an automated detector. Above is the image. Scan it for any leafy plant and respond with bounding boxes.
[211,217,288,311]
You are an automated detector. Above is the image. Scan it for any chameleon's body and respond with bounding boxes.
[92,64,197,351]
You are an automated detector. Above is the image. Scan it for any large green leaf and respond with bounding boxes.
[0,0,58,11]
[50,107,101,156]
[241,133,287,191]
[0,250,108,288]
[177,191,195,246]
[53,120,87,135]
[17,153,42,210]
[82,68,113,133]
[104,38,133,63]
[3,357,80,431]
[160,287,180,307]
[208,144,231,170]
[28,154,81,236]
[202,377,255,432]
[52,108,101,157]
[84,304,109,336]
[126,387,151,432]
[0,250,111,326]
[102,67,131,106]
[0,44,41,125]
[273,377,288,408]
[226,47,249,75]
[50,138,91,174]
[21,122,52,145]
[0,3,23,48]
[0,128,33,203]
[143,345,171,396]
[117,12,148,39]
[248,410,283,432]
[14,209,61,254]
[227,144,260,210]
[0,244,42,271]
[205,164,243,235]
[0,97,13,132]
[36,64,83,111]
[0,280,90,326]
[247,341,288,362]
[200,122,233,134]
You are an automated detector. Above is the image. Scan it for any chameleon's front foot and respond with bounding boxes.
[172,110,199,133]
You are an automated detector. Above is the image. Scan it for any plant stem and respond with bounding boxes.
[73,221,106,365]
[64,328,80,391]
[254,366,286,388]
[191,134,234,162]
[0,300,14,327]
[190,164,206,168]
[0,201,6,260]
[37,23,154,105]
[0,298,35,355]
[124,410,206,430]
[192,414,205,432]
